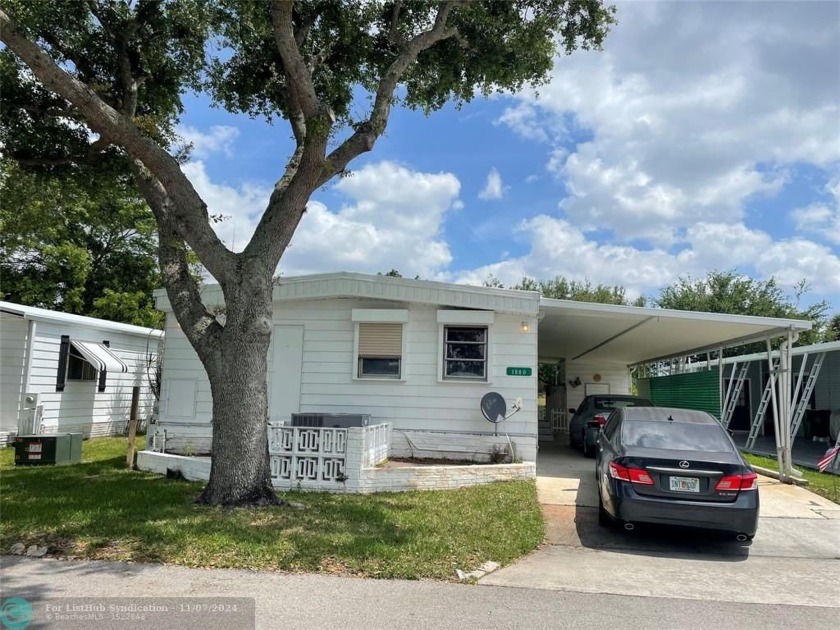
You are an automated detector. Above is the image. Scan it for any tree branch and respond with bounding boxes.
[269,0,320,120]
[317,1,460,186]
[130,160,223,358]
[0,8,236,284]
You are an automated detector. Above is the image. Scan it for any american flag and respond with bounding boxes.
[817,445,840,473]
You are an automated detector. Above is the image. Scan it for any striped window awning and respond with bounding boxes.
[70,340,129,373]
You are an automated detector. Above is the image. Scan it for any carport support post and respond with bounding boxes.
[778,328,799,482]
[767,337,784,480]
[717,347,724,419]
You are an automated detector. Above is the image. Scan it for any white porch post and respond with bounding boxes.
[778,327,800,482]
[718,347,724,419]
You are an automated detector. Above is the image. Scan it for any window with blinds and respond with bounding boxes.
[357,323,403,378]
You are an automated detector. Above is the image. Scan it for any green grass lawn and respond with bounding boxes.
[743,452,840,505]
[0,438,543,579]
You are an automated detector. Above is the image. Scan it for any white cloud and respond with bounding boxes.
[478,168,506,200]
[280,161,462,278]
[180,160,461,280]
[181,161,269,253]
[497,1,840,246]
[451,216,840,300]
[792,176,840,245]
[177,125,240,159]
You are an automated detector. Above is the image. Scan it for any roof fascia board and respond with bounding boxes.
[156,273,541,315]
[0,302,163,338]
[700,339,840,366]
[540,298,813,331]
[628,326,798,367]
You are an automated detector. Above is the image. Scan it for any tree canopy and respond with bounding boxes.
[0,158,163,327]
[0,0,617,506]
[512,275,646,306]
[655,270,830,347]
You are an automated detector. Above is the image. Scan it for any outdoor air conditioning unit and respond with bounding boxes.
[291,413,370,428]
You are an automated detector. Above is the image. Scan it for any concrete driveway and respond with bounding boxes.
[480,443,840,608]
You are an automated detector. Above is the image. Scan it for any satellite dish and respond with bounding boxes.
[481,392,507,424]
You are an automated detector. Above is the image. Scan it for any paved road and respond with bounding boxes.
[0,556,836,630]
[480,444,840,608]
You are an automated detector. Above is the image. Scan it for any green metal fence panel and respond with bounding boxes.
[649,370,721,420]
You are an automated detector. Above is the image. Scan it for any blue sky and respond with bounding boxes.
[176,1,839,313]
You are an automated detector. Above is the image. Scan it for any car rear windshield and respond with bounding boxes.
[622,421,734,452]
[594,397,652,411]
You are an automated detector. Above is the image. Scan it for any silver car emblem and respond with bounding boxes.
[679,461,690,469]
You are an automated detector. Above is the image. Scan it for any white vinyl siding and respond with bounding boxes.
[564,359,633,415]
[0,315,28,434]
[156,298,540,456]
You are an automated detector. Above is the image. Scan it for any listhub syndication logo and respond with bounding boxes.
[0,597,33,630]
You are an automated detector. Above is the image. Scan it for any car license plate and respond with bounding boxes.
[669,476,700,492]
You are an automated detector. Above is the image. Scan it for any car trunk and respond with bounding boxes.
[620,448,746,503]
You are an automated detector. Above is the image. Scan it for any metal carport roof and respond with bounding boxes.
[538,299,813,366]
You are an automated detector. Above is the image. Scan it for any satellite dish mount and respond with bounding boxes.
[480,392,523,436]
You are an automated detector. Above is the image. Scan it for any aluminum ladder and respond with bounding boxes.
[722,361,749,430]
[746,357,779,449]
[789,352,826,440]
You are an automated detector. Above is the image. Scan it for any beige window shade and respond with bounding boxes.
[358,323,402,356]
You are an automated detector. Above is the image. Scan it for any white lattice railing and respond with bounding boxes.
[363,423,390,467]
[267,423,391,488]
[538,407,569,433]
[552,409,569,433]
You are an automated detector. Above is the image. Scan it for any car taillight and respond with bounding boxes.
[715,472,758,491]
[609,462,654,485]
[594,415,608,427]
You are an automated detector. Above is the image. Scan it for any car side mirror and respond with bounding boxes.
[568,408,576,414]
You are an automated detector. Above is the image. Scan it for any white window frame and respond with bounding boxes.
[352,309,408,382]
[437,310,494,383]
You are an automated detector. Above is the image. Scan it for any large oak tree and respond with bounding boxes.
[1,0,616,506]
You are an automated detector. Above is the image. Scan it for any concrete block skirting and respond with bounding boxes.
[135,450,536,493]
[136,451,210,482]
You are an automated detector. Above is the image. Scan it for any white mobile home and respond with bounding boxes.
[0,302,163,444]
[154,273,542,462]
[151,273,813,468]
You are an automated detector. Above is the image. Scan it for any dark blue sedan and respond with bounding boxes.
[596,406,759,541]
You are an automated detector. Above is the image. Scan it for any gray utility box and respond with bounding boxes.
[14,433,83,466]
[291,413,371,428]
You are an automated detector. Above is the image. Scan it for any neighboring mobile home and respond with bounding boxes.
[638,341,840,466]
[0,301,163,445]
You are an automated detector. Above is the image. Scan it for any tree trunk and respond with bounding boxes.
[196,277,282,507]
